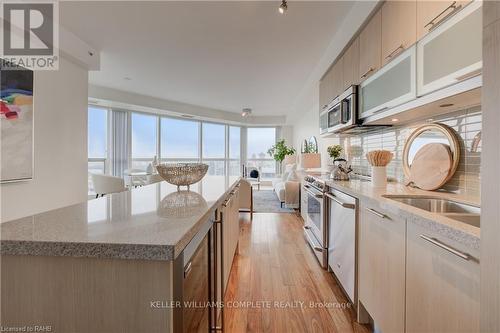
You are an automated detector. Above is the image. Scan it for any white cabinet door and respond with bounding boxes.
[358,200,406,333]
[222,187,240,296]
[359,46,416,119]
[406,222,480,333]
[417,0,482,96]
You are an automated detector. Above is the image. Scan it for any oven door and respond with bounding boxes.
[303,185,328,268]
[306,188,324,244]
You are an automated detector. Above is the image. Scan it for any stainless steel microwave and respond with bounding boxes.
[327,85,358,133]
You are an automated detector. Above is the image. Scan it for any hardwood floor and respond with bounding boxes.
[224,212,371,333]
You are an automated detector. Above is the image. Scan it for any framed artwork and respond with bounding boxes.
[1,60,34,182]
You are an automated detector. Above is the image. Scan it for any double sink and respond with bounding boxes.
[383,195,480,228]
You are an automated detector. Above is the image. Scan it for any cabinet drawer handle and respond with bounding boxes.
[325,193,355,209]
[455,69,482,82]
[305,188,323,199]
[222,196,232,207]
[385,44,404,60]
[360,67,374,79]
[184,261,192,278]
[372,106,389,114]
[419,235,471,260]
[425,1,463,31]
[365,208,390,219]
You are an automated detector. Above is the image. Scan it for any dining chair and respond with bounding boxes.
[91,173,127,198]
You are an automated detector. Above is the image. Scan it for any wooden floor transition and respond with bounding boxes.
[224,212,371,333]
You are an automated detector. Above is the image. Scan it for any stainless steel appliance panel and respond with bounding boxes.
[327,189,357,303]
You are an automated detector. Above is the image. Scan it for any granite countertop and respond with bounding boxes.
[1,176,240,261]
[324,177,480,250]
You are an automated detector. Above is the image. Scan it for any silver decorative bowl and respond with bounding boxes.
[156,163,209,190]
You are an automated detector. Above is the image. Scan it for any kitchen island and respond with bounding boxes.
[1,176,241,333]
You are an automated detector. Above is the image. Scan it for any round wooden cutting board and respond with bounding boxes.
[408,143,453,191]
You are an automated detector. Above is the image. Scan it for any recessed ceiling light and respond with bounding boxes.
[278,0,287,14]
[391,118,399,122]
[439,103,454,108]
[242,108,252,117]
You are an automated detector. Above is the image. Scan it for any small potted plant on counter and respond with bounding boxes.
[327,144,352,180]
[267,140,296,175]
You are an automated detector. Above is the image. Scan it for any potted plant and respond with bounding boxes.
[267,140,296,174]
[327,145,343,162]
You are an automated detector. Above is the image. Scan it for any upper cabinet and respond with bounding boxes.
[417,0,472,39]
[342,37,360,89]
[381,1,417,65]
[360,46,416,119]
[330,58,344,101]
[359,9,382,81]
[319,57,344,112]
[417,0,482,96]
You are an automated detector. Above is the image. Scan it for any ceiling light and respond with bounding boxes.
[278,0,287,14]
[242,108,252,117]
[391,118,399,122]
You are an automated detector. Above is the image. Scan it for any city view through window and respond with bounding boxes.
[87,107,278,192]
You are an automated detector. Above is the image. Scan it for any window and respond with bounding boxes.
[131,113,158,170]
[229,126,241,176]
[203,123,225,158]
[87,104,263,193]
[88,107,108,193]
[161,118,199,160]
[202,123,226,176]
[247,127,276,179]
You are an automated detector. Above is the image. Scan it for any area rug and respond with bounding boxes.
[253,190,295,213]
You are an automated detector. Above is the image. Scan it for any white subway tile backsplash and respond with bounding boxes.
[341,106,481,196]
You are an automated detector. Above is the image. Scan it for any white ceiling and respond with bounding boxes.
[61,1,354,116]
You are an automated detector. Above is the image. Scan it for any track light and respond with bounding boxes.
[278,0,287,14]
[242,108,252,117]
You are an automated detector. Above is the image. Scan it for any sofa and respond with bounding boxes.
[271,163,300,209]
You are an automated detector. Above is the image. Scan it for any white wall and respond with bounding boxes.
[1,57,89,222]
[290,83,339,170]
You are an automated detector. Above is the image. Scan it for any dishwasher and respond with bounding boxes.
[326,188,357,303]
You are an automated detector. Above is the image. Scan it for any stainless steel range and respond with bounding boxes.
[303,175,328,268]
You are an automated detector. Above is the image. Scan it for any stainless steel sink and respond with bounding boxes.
[441,213,480,228]
[383,195,480,227]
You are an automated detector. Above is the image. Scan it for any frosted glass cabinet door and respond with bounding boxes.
[359,46,416,119]
[417,0,482,96]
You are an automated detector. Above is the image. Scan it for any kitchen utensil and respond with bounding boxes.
[372,166,387,188]
[406,143,452,190]
[366,150,393,166]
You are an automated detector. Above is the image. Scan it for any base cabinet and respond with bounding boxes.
[358,200,406,333]
[406,222,480,333]
[222,185,240,293]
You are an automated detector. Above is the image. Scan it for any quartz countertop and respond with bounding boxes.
[1,176,240,261]
[324,176,480,250]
